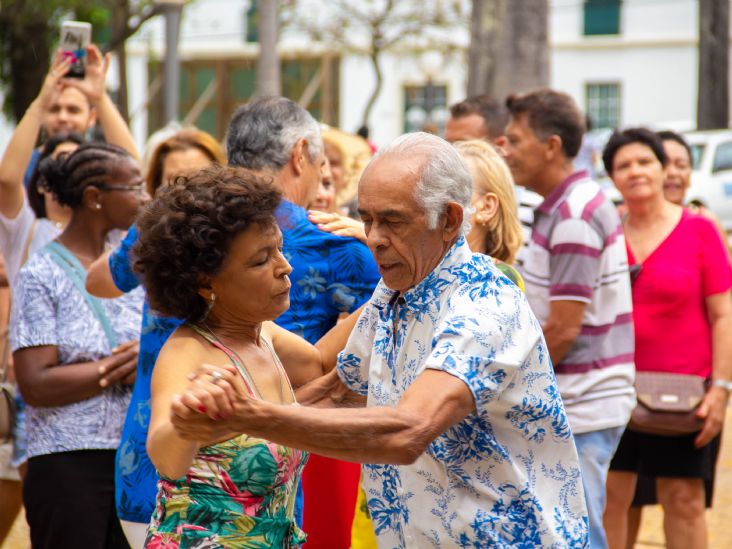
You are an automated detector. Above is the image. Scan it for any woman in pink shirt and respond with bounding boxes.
[601,127,732,549]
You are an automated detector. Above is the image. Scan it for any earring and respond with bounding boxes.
[95,203,102,210]
[204,292,216,317]
[476,212,489,226]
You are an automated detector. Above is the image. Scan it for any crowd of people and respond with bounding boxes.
[0,41,730,549]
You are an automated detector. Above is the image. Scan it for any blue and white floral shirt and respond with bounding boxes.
[337,237,589,548]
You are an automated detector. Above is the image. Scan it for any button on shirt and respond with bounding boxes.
[337,237,589,548]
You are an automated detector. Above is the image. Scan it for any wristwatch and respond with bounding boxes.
[712,379,732,392]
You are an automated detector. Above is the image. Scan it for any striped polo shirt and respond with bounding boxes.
[519,171,635,434]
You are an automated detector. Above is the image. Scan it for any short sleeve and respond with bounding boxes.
[336,303,378,395]
[10,260,58,352]
[327,239,381,313]
[548,218,603,303]
[109,225,140,293]
[699,218,732,297]
[423,306,529,410]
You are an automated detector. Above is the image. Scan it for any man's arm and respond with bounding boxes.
[542,299,586,366]
[172,368,475,465]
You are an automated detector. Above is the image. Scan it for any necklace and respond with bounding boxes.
[198,320,287,404]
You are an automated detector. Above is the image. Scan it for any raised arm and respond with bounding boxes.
[0,54,71,219]
[61,45,139,161]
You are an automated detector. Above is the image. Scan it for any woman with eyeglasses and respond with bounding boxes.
[601,128,732,549]
[10,143,147,548]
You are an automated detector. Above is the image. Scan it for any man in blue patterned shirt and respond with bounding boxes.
[173,132,589,548]
[225,97,380,536]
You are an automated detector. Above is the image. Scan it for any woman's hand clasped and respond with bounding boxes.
[308,210,367,244]
[170,363,253,443]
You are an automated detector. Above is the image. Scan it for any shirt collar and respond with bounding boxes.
[372,236,473,315]
[535,170,589,216]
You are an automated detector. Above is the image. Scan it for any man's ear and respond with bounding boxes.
[442,202,464,241]
[290,138,308,177]
[545,134,564,161]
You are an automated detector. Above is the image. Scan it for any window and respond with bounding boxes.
[583,0,621,36]
[404,84,448,134]
[585,83,620,129]
[147,56,340,139]
[713,142,732,173]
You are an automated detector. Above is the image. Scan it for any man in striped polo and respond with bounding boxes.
[504,89,635,549]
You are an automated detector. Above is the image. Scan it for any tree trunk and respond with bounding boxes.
[255,0,281,97]
[0,6,50,122]
[361,50,383,128]
[697,0,730,130]
[112,0,130,121]
[467,0,548,102]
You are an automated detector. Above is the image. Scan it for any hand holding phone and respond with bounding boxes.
[60,21,91,79]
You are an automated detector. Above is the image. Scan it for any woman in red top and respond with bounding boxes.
[601,128,732,549]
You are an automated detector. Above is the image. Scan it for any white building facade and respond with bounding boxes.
[0,0,729,149]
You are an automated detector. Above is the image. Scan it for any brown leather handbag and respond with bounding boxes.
[628,372,706,436]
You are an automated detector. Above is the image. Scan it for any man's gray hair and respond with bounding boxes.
[375,132,473,234]
[225,96,322,171]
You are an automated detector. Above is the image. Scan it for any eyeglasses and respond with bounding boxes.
[94,182,147,196]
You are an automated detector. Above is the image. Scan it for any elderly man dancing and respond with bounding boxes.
[171,132,589,548]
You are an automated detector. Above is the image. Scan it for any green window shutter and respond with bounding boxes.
[246,1,259,43]
[584,0,621,36]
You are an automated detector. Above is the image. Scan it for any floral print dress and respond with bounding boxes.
[145,326,308,548]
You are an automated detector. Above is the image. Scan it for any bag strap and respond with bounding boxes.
[44,241,118,349]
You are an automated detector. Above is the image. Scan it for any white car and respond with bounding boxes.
[683,130,732,231]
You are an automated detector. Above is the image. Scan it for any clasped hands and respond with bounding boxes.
[170,363,258,443]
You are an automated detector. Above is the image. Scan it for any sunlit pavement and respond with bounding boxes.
[635,404,732,549]
[3,406,732,549]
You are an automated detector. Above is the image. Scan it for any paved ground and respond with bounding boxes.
[3,406,732,549]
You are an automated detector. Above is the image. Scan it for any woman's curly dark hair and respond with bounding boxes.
[133,165,282,320]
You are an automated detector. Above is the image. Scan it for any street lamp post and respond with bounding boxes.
[155,0,185,124]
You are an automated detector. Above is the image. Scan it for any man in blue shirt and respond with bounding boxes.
[225,97,380,343]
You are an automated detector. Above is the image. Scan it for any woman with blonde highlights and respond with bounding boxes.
[456,139,524,266]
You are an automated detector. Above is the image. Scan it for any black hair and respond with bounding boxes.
[38,142,132,208]
[602,127,668,175]
[656,130,692,164]
[506,89,585,158]
[450,95,509,139]
[27,132,85,218]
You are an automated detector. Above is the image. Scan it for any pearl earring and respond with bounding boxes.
[95,203,102,210]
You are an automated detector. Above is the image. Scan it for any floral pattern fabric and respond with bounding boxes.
[145,434,308,548]
[336,237,589,548]
[9,246,144,458]
[110,225,184,523]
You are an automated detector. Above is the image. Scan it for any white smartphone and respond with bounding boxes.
[60,21,92,79]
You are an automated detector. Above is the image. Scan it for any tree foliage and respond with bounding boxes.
[0,0,163,122]
[282,0,468,127]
